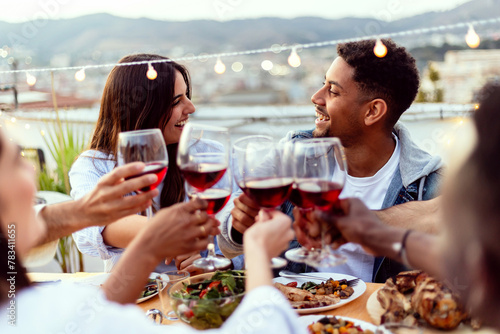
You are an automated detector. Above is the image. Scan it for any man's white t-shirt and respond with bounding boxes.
[319,135,401,282]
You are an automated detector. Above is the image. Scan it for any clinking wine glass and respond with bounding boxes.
[117,129,168,220]
[185,164,233,271]
[177,122,232,270]
[232,135,273,190]
[241,136,294,268]
[285,138,347,268]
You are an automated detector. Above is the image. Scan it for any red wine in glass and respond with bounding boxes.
[118,129,169,220]
[188,188,231,215]
[244,177,293,209]
[126,161,168,192]
[289,182,316,210]
[297,180,343,211]
[181,163,227,191]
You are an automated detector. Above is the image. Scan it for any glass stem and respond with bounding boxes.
[146,206,153,220]
[207,236,216,258]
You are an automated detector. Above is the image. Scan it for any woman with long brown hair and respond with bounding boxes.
[70,54,200,271]
[0,128,301,333]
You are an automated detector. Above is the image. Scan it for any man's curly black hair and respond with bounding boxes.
[337,39,419,128]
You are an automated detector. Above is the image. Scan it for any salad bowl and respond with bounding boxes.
[169,270,245,329]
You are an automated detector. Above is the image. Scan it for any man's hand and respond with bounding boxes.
[314,198,385,254]
[292,208,322,249]
[293,206,349,250]
[75,162,159,228]
[231,193,260,234]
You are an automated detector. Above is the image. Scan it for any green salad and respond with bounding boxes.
[170,270,245,329]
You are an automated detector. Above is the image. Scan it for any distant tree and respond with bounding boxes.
[415,89,429,103]
[427,63,443,102]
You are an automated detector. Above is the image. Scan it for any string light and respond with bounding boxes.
[261,60,273,71]
[466,25,480,48]
[214,57,226,74]
[75,68,86,81]
[25,124,30,129]
[26,73,36,86]
[231,61,243,72]
[146,62,157,80]
[10,117,16,123]
[40,130,45,136]
[0,16,498,76]
[288,47,301,68]
[374,39,388,58]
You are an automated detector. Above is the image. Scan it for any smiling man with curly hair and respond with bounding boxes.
[218,39,443,283]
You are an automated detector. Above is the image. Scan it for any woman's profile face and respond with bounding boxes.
[162,70,195,145]
[0,131,44,257]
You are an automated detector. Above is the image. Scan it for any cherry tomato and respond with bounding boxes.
[208,281,221,289]
[286,282,298,288]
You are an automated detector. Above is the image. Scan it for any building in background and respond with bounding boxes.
[428,49,500,103]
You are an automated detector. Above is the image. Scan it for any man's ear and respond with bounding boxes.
[364,99,387,127]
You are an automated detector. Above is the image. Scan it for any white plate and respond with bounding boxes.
[273,272,366,314]
[136,273,162,304]
[299,315,391,333]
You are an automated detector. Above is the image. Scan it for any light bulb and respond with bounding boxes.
[146,63,157,80]
[288,48,301,68]
[374,39,388,58]
[26,73,36,86]
[75,68,86,81]
[231,62,243,72]
[214,57,226,74]
[466,25,480,49]
[261,60,273,71]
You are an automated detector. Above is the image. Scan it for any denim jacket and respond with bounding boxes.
[217,122,442,282]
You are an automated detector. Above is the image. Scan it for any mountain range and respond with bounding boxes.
[0,0,499,64]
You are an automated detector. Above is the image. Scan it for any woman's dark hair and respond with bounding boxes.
[337,39,420,129]
[90,54,191,208]
[0,135,31,303]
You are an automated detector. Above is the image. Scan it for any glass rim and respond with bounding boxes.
[118,128,163,137]
[294,137,343,146]
[155,270,190,283]
[184,122,229,132]
[167,272,246,301]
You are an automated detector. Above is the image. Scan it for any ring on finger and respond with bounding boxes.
[200,225,207,237]
[195,209,203,222]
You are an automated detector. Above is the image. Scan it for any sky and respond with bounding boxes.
[0,0,472,23]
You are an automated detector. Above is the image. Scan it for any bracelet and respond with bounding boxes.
[399,229,413,269]
[391,229,413,269]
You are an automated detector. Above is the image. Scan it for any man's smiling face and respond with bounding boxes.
[311,57,367,147]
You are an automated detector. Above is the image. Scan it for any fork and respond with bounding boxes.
[279,270,360,287]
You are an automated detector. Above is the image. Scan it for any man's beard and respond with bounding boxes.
[313,127,330,138]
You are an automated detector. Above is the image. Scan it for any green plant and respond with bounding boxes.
[36,72,87,273]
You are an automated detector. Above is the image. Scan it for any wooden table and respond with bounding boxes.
[28,272,381,325]
[28,272,500,333]
[139,281,381,324]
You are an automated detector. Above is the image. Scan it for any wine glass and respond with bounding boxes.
[177,122,232,270]
[285,138,347,268]
[232,135,273,192]
[241,136,294,268]
[117,129,168,220]
[185,164,233,271]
